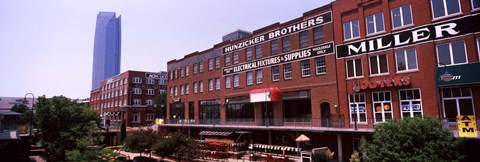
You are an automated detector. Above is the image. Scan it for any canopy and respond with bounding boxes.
[295,134,310,142]
[199,131,233,136]
[250,87,281,103]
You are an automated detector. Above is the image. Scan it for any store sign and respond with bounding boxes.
[146,73,165,79]
[457,115,477,138]
[172,98,181,103]
[223,11,332,53]
[337,14,480,58]
[354,75,410,91]
[350,107,365,112]
[223,42,334,75]
[436,62,480,87]
[401,104,421,111]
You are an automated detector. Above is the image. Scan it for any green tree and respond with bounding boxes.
[153,92,167,119]
[124,128,159,157]
[153,132,202,162]
[11,104,32,125]
[360,117,464,162]
[35,96,101,161]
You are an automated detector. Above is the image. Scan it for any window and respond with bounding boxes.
[255,45,263,59]
[315,57,326,75]
[399,89,423,118]
[246,48,253,62]
[396,49,417,72]
[215,57,220,69]
[209,79,214,91]
[133,99,141,105]
[215,77,220,90]
[366,12,384,34]
[147,89,154,95]
[343,19,360,40]
[180,67,184,77]
[256,69,263,84]
[284,63,292,80]
[225,53,231,66]
[199,62,204,73]
[436,41,467,66]
[473,0,480,10]
[185,66,189,76]
[233,51,239,64]
[208,59,213,70]
[199,81,204,93]
[246,71,253,85]
[193,82,198,93]
[478,38,480,58]
[174,69,178,79]
[300,31,309,48]
[147,78,154,84]
[169,71,173,80]
[349,93,367,123]
[174,86,178,96]
[124,78,128,84]
[185,84,189,95]
[131,113,139,123]
[443,87,474,119]
[193,63,198,74]
[347,59,363,78]
[301,60,311,77]
[146,99,154,106]
[272,66,280,81]
[133,88,142,94]
[431,0,461,19]
[271,39,279,55]
[391,4,413,28]
[373,91,392,123]
[170,87,173,96]
[225,76,231,89]
[180,85,184,95]
[233,74,240,88]
[146,113,155,121]
[282,36,291,52]
[369,54,388,75]
[133,77,142,83]
[226,103,254,121]
[313,27,324,45]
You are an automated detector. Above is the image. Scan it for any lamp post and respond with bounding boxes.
[24,93,34,136]
[435,63,454,123]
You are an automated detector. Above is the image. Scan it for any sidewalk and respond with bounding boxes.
[118,150,176,162]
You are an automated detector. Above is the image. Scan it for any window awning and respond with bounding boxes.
[199,131,233,136]
[249,87,281,103]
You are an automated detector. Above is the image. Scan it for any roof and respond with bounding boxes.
[199,131,233,136]
[0,110,21,116]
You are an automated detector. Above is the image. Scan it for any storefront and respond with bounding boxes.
[199,99,221,124]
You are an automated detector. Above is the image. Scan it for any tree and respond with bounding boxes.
[11,104,32,125]
[153,92,167,119]
[360,117,465,162]
[124,128,159,157]
[153,132,202,161]
[34,96,101,161]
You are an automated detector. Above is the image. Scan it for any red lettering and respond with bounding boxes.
[402,76,411,85]
[386,77,393,87]
[369,80,378,89]
[379,78,385,88]
[360,80,369,90]
[394,76,402,86]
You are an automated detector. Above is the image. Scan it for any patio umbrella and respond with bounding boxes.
[295,134,310,156]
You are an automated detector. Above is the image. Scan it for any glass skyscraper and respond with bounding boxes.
[91,12,121,90]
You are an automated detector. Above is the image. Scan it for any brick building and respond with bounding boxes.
[165,0,480,161]
[90,70,167,127]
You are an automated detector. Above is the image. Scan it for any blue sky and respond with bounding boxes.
[0,0,331,99]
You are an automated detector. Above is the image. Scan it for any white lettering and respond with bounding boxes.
[376,38,392,50]
[393,34,410,46]
[411,28,431,43]
[348,42,366,55]
[435,23,460,38]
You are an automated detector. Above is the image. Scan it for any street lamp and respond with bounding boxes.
[435,63,453,123]
[24,93,34,136]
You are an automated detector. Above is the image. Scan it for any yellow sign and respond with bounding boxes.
[457,115,477,138]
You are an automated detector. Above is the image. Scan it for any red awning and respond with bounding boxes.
[249,87,281,103]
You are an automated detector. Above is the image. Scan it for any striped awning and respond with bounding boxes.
[199,131,233,136]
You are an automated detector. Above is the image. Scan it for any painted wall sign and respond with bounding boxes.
[337,14,480,58]
[350,107,366,112]
[354,75,411,91]
[146,73,166,79]
[223,11,332,54]
[223,42,334,75]
[436,62,480,87]
[401,104,421,111]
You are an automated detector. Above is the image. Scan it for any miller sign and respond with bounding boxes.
[337,14,480,58]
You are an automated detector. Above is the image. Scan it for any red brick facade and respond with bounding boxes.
[165,0,480,160]
[90,70,167,127]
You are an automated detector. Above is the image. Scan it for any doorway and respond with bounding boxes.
[321,102,331,127]
[262,102,273,126]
